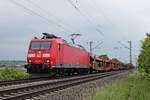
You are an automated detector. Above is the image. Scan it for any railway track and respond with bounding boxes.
[0,71,125,100]
[0,74,82,87]
[0,78,51,87]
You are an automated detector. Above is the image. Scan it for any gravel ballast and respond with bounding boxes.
[36,71,130,100]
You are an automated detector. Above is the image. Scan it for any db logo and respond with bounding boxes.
[37,51,41,57]
[37,53,41,57]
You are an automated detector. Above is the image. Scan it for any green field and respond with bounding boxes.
[0,68,29,80]
[93,71,150,100]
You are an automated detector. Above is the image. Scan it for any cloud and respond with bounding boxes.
[0,0,148,63]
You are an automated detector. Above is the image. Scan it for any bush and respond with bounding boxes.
[138,33,150,74]
[99,54,109,60]
[93,71,150,100]
[0,68,29,80]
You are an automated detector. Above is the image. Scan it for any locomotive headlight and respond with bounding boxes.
[28,54,35,57]
[45,59,50,63]
[43,53,50,57]
[28,60,34,63]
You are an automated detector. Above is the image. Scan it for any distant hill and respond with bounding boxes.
[0,60,26,67]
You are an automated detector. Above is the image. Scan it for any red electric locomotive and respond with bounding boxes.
[25,33,90,75]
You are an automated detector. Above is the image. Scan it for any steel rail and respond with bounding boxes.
[0,73,83,87]
[0,78,50,87]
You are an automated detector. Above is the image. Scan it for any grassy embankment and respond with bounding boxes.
[93,71,150,100]
[0,68,29,80]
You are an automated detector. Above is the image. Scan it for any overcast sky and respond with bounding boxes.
[0,0,148,64]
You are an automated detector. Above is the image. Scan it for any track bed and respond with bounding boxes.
[0,70,126,100]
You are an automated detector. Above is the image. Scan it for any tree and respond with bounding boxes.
[99,54,109,60]
[138,33,150,73]
[111,58,120,63]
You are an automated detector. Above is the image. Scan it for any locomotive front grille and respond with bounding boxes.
[25,64,51,74]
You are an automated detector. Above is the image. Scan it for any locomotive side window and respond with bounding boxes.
[30,42,51,50]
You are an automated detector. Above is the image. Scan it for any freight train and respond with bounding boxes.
[25,33,129,75]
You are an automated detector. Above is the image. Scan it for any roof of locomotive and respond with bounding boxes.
[31,38,63,43]
[31,37,87,51]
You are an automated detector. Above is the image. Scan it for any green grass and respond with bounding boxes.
[0,68,29,80]
[93,71,150,100]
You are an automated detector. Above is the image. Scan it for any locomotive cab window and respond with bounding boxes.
[41,42,51,50]
[30,42,51,50]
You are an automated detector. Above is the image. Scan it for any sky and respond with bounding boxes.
[0,0,148,64]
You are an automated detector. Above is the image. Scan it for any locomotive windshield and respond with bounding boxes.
[30,42,51,50]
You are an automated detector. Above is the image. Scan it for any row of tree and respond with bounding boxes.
[98,54,121,63]
[138,33,150,73]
